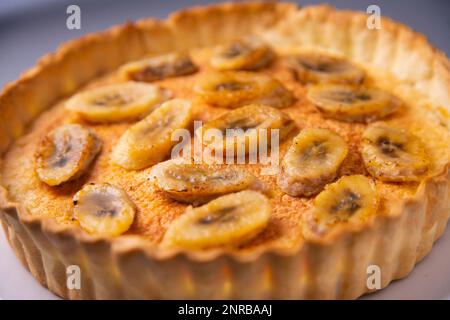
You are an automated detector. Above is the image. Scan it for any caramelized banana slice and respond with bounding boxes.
[284,52,365,84]
[307,175,378,234]
[362,124,429,182]
[308,84,401,122]
[35,124,101,186]
[210,36,274,71]
[278,128,348,197]
[73,183,135,236]
[197,104,295,155]
[111,99,193,170]
[119,52,198,82]
[195,71,294,109]
[150,160,256,204]
[161,190,270,249]
[66,82,171,123]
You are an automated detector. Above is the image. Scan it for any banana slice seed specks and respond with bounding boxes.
[308,84,401,123]
[197,104,295,155]
[285,52,365,85]
[362,124,429,182]
[308,175,378,234]
[210,36,274,71]
[111,99,193,170]
[35,124,101,186]
[161,190,270,249]
[150,160,257,204]
[119,52,198,82]
[66,81,171,123]
[73,183,136,237]
[278,128,348,197]
[195,71,295,109]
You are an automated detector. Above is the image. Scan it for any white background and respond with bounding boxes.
[1,223,450,299]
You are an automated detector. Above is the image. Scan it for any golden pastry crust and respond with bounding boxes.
[0,2,449,299]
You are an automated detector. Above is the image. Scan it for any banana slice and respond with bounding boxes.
[307,84,401,123]
[278,128,348,197]
[73,183,136,237]
[362,124,429,182]
[194,71,294,109]
[284,52,365,84]
[210,36,274,71]
[197,104,295,155]
[119,52,198,82]
[111,99,193,170]
[161,190,270,249]
[150,159,257,204]
[66,81,171,123]
[35,124,101,186]
[307,175,378,234]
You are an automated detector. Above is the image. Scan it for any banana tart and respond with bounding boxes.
[0,2,449,299]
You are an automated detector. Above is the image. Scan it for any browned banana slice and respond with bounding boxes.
[308,84,401,122]
[284,52,365,84]
[194,71,295,109]
[362,124,429,182]
[306,175,378,235]
[278,128,348,197]
[66,81,171,123]
[161,190,270,249]
[197,104,295,155]
[119,52,198,82]
[150,159,256,204]
[110,99,193,170]
[73,183,135,236]
[35,124,101,186]
[210,36,274,71]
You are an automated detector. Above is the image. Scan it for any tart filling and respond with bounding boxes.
[304,175,379,237]
[284,52,365,85]
[66,81,171,123]
[278,128,348,197]
[150,159,257,205]
[119,52,198,82]
[161,190,270,249]
[35,124,102,186]
[73,183,136,236]
[194,71,295,109]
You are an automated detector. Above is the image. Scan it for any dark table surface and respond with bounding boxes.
[0,0,449,300]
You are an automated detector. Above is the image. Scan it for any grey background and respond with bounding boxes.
[0,0,449,89]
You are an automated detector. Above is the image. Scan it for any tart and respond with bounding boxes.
[0,2,449,300]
